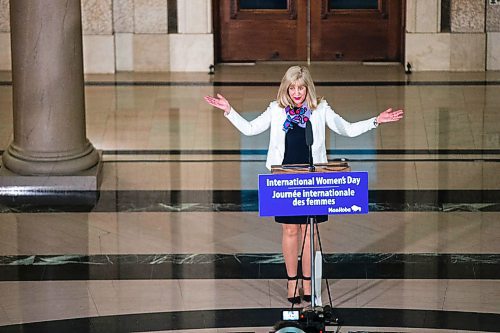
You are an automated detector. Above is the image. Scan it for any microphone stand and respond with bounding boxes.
[305,121,317,308]
[275,121,339,332]
[305,122,339,327]
[308,143,315,173]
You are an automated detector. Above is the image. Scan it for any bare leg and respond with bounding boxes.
[282,224,300,298]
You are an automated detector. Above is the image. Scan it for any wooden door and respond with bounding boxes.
[311,0,403,61]
[216,0,307,62]
[215,0,403,62]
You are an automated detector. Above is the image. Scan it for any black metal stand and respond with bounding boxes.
[277,121,340,331]
[309,214,317,307]
[308,143,317,306]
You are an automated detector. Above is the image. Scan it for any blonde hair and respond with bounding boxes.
[277,66,320,110]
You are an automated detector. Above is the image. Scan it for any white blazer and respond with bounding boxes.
[225,100,377,170]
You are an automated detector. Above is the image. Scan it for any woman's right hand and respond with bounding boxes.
[204,94,231,115]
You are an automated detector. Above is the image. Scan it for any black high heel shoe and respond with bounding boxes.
[287,275,301,304]
[302,276,311,302]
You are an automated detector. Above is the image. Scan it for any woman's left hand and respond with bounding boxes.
[376,108,404,124]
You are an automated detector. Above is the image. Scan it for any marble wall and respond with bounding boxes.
[450,0,484,33]
[0,0,213,73]
[0,32,9,71]
[405,0,499,71]
[486,2,500,70]
[82,0,115,73]
[0,1,498,72]
[114,0,134,32]
[81,0,213,73]
[0,0,9,71]
[0,0,8,32]
[487,2,500,31]
[487,32,500,70]
[406,0,440,33]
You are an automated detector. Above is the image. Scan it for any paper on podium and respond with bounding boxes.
[271,162,350,174]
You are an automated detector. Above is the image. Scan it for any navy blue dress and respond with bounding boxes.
[274,125,328,224]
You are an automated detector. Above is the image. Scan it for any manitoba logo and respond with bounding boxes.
[351,205,361,212]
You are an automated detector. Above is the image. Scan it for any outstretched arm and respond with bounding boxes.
[204,93,272,136]
[325,101,404,137]
[204,94,231,115]
[375,108,404,125]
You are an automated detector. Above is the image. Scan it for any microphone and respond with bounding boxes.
[305,121,315,172]
[305,120,314,147]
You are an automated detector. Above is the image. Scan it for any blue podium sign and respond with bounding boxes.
[258,172,368,217]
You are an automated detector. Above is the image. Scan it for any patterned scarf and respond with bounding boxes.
[282,103,311,133]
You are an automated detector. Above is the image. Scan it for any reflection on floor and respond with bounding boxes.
[0,63,500,332]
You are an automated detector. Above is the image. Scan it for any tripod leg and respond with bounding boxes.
[314,250,323,306]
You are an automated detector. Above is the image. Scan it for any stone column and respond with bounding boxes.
[1,0,100,178]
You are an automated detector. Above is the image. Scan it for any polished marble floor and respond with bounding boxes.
[0,63,499,332]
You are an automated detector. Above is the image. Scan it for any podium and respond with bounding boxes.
[262,162,368,329]
[270,162,351,308]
